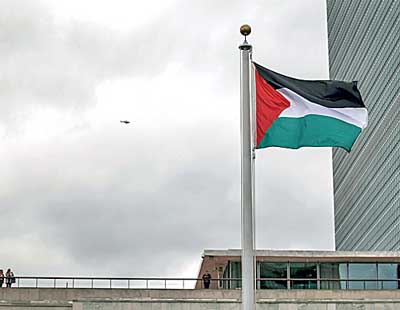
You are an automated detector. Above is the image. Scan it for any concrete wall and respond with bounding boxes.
[2,288,400,309]
[74,300,400,310]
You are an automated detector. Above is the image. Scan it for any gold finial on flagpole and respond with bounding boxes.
[239,24,252,48]
[240,24,251,36]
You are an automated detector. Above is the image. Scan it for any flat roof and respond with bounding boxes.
[203,249,400,260]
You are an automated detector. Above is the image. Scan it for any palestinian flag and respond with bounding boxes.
[254,62,368,151]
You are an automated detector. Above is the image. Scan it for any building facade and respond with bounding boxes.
[196,250,400,290]
[327,0,400,250]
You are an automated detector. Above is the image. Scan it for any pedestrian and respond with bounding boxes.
[5,269,15,288]
[0,270,4,287]
[202,271,212,289]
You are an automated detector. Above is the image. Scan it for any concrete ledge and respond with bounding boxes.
[73,297,400,303]
[1,289,400,309]
[1,288,400,303]
[74,298,240,303]
[73,300,400,310]
[258,298,400,304]
[0,299,71,309]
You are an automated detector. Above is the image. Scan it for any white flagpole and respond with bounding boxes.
[239,25,255,310]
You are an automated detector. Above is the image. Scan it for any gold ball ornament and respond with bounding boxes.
[240,24,251,36]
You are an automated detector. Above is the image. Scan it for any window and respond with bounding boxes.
[378,264,399,289]
[320,263,347,289]
[348,263,377,289]
[290,263,317,289]
[222,260,400,290]
[259,262,287,289]
[230,262,241,289]
[222,261,241,289]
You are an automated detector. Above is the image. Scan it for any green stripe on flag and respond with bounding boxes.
[257,114,362,151]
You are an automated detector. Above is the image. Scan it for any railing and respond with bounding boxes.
[10,277,202,289]
[3,277,400,290]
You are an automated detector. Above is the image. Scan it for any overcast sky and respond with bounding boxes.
[0,0,334,278]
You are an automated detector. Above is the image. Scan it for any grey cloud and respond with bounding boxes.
[1,119,333,276]
[0,0,328,127]
[1,121,239,268]
[0,0,333,277]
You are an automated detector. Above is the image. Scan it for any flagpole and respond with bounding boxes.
[239,25,255,310]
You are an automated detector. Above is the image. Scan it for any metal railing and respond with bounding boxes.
[2,277,399,290]
[9,277,202,289]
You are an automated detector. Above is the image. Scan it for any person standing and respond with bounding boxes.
[0,270,4,287]
[5,269,14,288]
[202,271,212,289]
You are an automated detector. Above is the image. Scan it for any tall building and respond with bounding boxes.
[327,0,400,250]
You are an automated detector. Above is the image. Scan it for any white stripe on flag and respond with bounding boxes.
[277,88,368,129]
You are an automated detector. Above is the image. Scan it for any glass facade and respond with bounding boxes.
[378,264,399,289]
[222,261,400,290]
[320,263,346,289]
[222,261,241,289]
[259,263,287,289]
[327,0,400,250]
[290,263,317,289]
[348,263,377,289]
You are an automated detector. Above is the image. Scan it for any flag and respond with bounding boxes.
[254,62,368,152]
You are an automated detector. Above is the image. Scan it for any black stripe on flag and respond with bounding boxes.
[253,62,365,109]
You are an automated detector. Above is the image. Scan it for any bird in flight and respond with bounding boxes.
[120,120,130,124]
